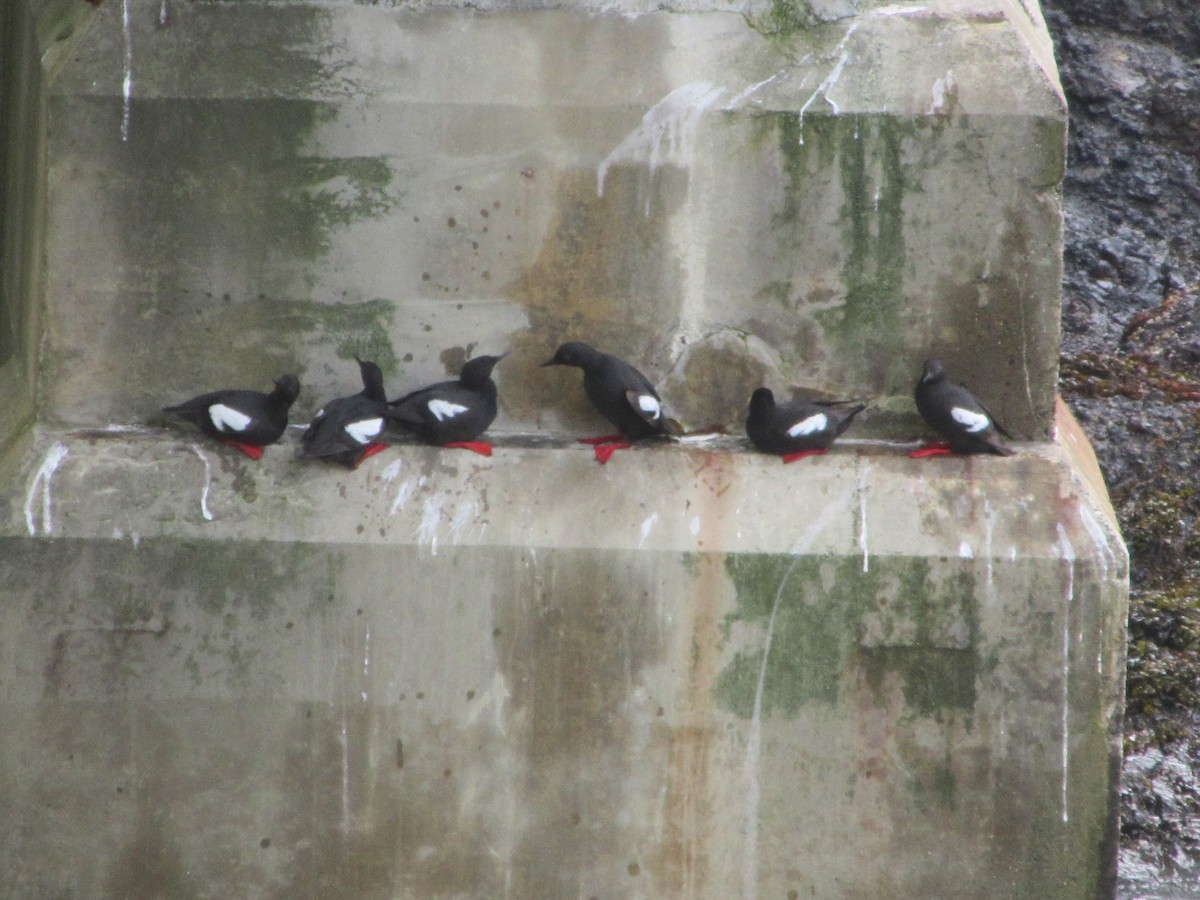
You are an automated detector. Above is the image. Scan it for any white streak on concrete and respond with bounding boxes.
[871,2,932,15]
[744,501,844,900]
[1056,523,1076,825]
[689,515,701,538]
[339,701,351,837]
[958,541,973,559]
[389,477,417,515]
[639,512,659,549]
[927,69,956,115]
[724,70,787,109]
[597,81,725,205]
[24,442,69,536]
[190,444,214,521]
[797,22,859,142]
[121,0,133,142]
[418,495,444,555]
[857,463,870,572]
[1079,504,1116,579]
[380,459,403,484]
[361,627,371,702]
[450,500,479,545]
[983,499,996,600]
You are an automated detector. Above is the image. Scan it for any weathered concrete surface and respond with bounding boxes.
[35,0,1065,440]
[0,404,1126,898]
[0,0,1126,895]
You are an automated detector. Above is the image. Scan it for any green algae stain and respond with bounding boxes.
[817,117,908,382]
[714,554,981,720]
[752,113,910,384]
[282,156,397,260]
[150,293,399,396]
[745,0,818,38]
[715,555,867,717]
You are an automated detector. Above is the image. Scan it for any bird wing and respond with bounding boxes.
[427,399,470,422]
[950,406,991,434]
[209,403,253,433]
[387,381,467,428]
[344,417,385,445]
[787,411,829,438]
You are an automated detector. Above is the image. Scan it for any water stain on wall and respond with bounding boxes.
[502,167,686,431]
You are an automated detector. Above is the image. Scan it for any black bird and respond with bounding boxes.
[163,374,300,460]
[299,357,389,468]
[386,354,506,456]
[746,388,866,462]
[542,341,679,463]
[912,358,1013,457]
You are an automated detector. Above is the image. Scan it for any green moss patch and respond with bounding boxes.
[713,554,980,720]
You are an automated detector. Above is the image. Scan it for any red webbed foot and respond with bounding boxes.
[221,440,265,460]
[444,441,493,457]
[782,448,828,464]
[593,441,632,464]
[909,442,953,459]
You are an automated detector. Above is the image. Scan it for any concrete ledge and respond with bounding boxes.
[0,409,1128,898]
[4,424,1120,561]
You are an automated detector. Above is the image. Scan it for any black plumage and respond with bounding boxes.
[162,374,300,459]
[299,357,390,468]
[541,342,677,442]
[745,388,865,461]
[913,358,1013,456]
[386,354,505,453]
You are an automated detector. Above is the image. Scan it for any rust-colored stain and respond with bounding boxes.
[656,451,736,894]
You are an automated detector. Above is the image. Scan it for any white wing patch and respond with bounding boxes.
[428,399,469,422]
[209,403,252,433]
[635,394,661,419]
[788,412,828,438]
[951,407,990,433]
[345,418,384,445]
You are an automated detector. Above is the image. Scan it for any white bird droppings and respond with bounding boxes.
[190,444,215,521]
[24,442,70,536]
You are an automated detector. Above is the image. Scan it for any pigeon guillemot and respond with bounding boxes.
[385,353,506,456]
[299,357,390,468]
[541,341,680,463]
[912,358,1014,457]
[162,374,300,460]
[745,388,866,462]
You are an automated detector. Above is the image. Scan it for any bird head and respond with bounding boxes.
[541,342,598,370]
[354,357,387,402]
[460,353,507,387]
[273,374,301,404]
[748,387,776,415]
[919,358,946,385]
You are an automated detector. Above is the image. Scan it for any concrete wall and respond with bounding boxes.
[1,406,1126,898]
[0,0,1126,897]
[39,0,1064,439]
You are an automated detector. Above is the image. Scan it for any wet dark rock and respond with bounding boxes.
[1042,0,1200,893]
